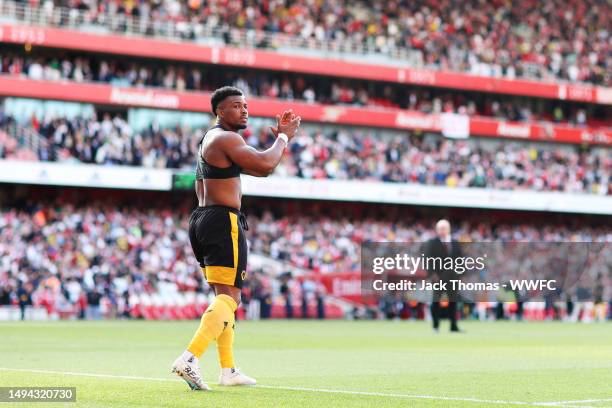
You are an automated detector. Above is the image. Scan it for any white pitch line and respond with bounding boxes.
[254,384,598,408]
[538,399,612,406]
[536,404,604,408]
[537,404,607,408]
[0,367,599,408]
[0,367,177,383]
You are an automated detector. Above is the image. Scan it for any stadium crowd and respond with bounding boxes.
[275,130,610,194]
[0,199,610,320]
[1,112,610,194]
[8,0,611,85]
[0,52,605,126]
[0,200,280,320]
[248,209,612,273]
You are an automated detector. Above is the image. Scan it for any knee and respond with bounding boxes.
[212,284,241,307]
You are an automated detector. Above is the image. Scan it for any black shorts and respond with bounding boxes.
[189,205,248,289]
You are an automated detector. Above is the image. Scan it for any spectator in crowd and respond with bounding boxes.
[0,284,13,305]
[279,272,294,319]
[86,282,104,320]
[17,281,33,320]
[316,286,326,320]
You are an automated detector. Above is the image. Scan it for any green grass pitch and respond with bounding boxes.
[1,320,611,407]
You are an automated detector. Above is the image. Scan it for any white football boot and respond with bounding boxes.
[171,355,211,391]
[218,368,257,386]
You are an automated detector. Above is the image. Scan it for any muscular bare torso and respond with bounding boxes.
[196,128,242,210]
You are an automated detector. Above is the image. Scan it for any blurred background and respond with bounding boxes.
[0,0,610,324]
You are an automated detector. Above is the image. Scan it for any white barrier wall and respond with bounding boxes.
[0,306,48,321]
[0,160,172,190]
[0,160,610,214]
[242,176,612,215]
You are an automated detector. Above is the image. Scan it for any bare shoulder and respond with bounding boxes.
[203,129,242,149]
[213,130,246,149]
[204,128,238,142]
[216,130,243,141]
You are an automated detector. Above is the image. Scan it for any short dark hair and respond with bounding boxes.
[211,86,244,116]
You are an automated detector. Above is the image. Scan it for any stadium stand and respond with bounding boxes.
[0,187,610,321]
[0,0,609,324]
[1,50,609,125]
[0,112,609,194]
[1,0,609,85]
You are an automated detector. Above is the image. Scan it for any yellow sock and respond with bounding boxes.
[187,294,237,358]
[217,307,236,368]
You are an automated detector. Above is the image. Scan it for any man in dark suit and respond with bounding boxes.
[424,219,462,333]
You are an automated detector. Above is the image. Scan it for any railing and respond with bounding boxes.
[0,0,421,66]
[19,126,47,155]
[2,119,51,159]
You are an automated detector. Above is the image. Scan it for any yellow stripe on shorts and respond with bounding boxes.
[203,212,239,285]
